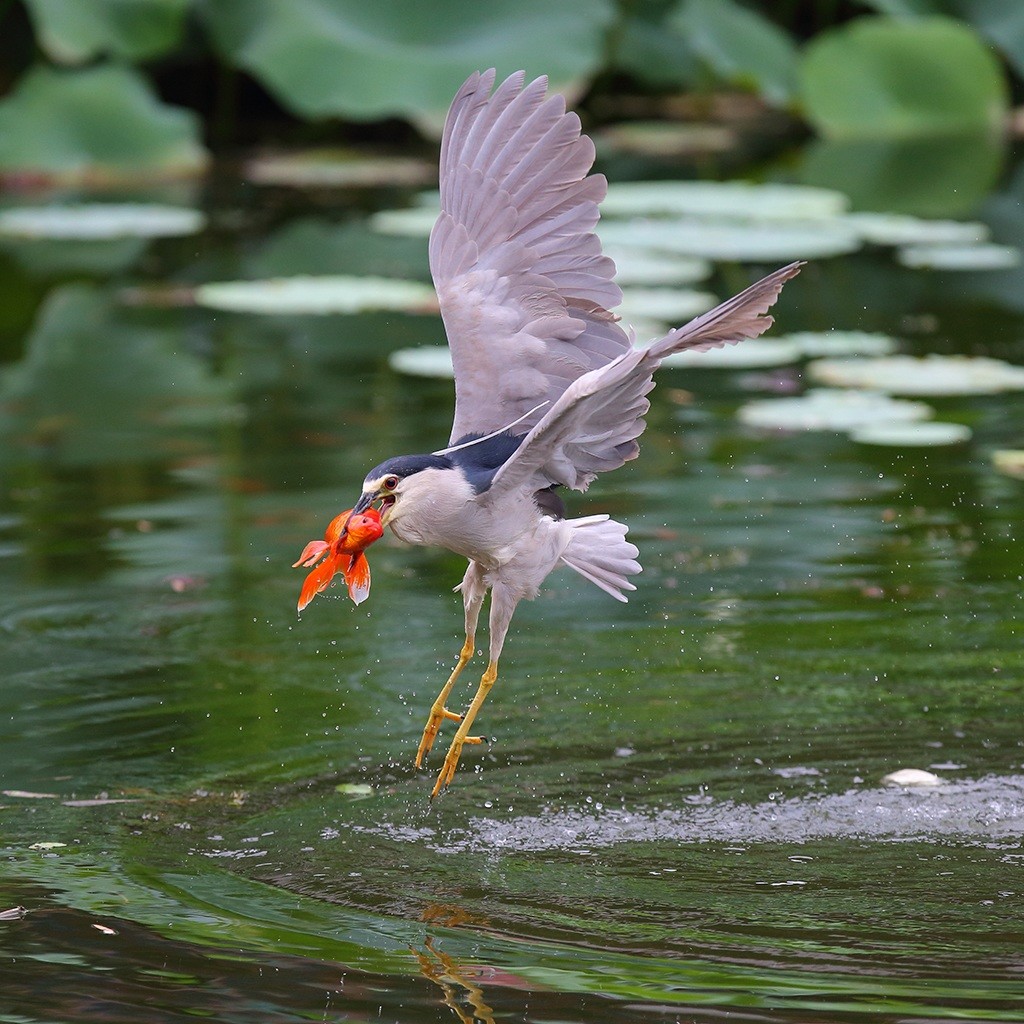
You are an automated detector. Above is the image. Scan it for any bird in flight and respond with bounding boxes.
[319,69,801,796]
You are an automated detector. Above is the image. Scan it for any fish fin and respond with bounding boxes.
[293,540,329,568]
[345,553,372,606]
[297,555,341,612]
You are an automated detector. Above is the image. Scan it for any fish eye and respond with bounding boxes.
[382,475,400,492]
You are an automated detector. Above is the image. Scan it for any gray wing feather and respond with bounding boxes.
[486,262,803,498]
[430,70,631,443]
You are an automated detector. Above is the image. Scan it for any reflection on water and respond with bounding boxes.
[2,150,1024,1021]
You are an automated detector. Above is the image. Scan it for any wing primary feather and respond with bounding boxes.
[485,262,804,498]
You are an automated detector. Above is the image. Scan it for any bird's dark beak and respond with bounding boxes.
[351,491,376,516]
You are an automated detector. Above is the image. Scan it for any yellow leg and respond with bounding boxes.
[431,660,497,798]
[415,634,475,768]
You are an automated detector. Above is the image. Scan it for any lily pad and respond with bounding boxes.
[195,276,437,315]
[992,450,1024,479]
[896,243,1022,271]
[809,355,1024,395]
[597,218,861,261]
[737,389,932,431]
[595,122,735,158]
[850,421,971,447]
[0,204,204,240]
[618,288,717,325]
[659,337,802,369]
[601,181,847,220]
[604,247,711,286]
[0,63,207,184]
[368,207,439,237]
[844,212,989,246]
[245,150,434,188]
[388,346,453,378]
[780,331,899,358]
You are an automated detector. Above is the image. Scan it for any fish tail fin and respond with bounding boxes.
[297,555,341,612]
[345,553,372,606]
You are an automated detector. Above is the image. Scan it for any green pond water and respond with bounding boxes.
[1,157,1023,1023]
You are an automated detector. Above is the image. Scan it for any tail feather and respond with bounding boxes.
[559,514,641,601]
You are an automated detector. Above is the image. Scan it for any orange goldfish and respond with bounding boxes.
[293,507,384,611]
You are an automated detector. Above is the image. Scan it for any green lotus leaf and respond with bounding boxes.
[809,355,1024,395]
[198,0,613,125]
[598,218,860,261]
[0,204,204,240]
[0,63,207,183]
[601,181,848,220]
[896,243,1021,270]
[388,346,453,378]
[671,0,799,107]
[23,0,190,63]
[850,421,972,447]
[799,16,1008,140]
[195,275,438,315]
[738,389,933,431]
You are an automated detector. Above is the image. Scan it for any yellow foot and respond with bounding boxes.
[430,735,485,796]
[430,660,497,797]
[414,704,463,768]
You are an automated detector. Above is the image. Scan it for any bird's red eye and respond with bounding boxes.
[383,475,399,491]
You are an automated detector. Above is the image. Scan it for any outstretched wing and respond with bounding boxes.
[429,70,631,445]
[486,262,803,500]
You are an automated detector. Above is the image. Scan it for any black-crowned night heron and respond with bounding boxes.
[345,70,801,795]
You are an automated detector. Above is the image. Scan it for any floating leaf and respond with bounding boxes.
[604,247,711,286]
[388,346,453,378]
[0,64,207,184]
[618,288,716,325]
[896,243,1022,270]
[598,218,860,261]
[850,421,971,446]
[809,355,1024,395]
[195,275,437,315]
[738,389,932,431]
[611,4,698,89]
[844,212,989,246]
[672,0,799,107]
[335,783,374,798]
[601,181,847,220]
[882,768,943,787]
[595,122,735,158]
[799,16,1008,140]
[0,204,204,240]
[245,149,434,188]
[659,338,802,369]
[199,0,613,125]
[781,331,898,357]
[992,450,1024,479]
[24,0,190,63]
[368,207,438,237]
